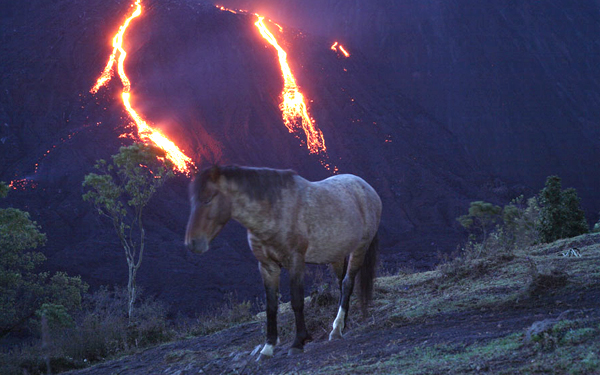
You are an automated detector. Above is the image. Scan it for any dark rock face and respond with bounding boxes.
[219,0,600,219]
[4,0,592,315]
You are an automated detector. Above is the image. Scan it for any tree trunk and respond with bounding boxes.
[127,263,137,324]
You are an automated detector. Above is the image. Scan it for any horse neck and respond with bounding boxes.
[222,179,289,235]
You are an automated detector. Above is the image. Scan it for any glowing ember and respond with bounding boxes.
[218,5,238,14]
[254,16,326,155]
[330,41,350,58]
[8,179,38,191]
[90,0,193,174]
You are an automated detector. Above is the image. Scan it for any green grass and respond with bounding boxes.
[311,232,600,374]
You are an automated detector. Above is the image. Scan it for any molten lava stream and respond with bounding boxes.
[90,0,193,175]
[254,16,326,155]
[330,42,350,57]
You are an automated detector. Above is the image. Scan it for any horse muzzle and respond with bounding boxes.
[186,237,209,254]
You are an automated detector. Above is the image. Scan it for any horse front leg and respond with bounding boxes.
[288,263,312,355]
[258,261,280,359]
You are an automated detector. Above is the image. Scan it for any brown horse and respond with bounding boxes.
[185,165,381,358]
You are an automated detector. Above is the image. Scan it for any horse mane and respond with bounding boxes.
[194,165,297,203]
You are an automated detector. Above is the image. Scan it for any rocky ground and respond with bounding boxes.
[66,234,600,374]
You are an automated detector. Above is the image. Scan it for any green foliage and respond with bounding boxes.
[35,303,75,332]
[0,183,87,336]
[46,272,88,312]
[456,197,541,260]
[537,176,588,243]
[1,287,174,375]
[457,201,502,245]
[0,182,8,199]
[83,144,174,219]
[495,195,541,251]
[445,196,541,280]
[83,143,174,321]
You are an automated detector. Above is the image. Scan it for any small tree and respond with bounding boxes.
[499,195,541,249]
[82,143,173,322]
[0,183,87,337]
[537,176,588,243]
[457,201,502,246]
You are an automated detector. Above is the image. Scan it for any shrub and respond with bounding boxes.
[455,196,540,260]
[0,286,173,374]
[537,176,588,243]
[443,196,540,281]
[457,201,502,246]
[0,183,88,337]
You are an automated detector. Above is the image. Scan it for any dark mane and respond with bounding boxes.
[193,165,297,203]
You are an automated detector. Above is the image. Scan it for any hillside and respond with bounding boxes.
[58,233,600,374]
[218,0,600,218]
[0,0,486,313]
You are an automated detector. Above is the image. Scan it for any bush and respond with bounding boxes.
[457,201,502,247]
[443,196,540,281]
[0,183,88,337]
[455,196,540,260]
[537,176,588,243]
[0,286,173,374]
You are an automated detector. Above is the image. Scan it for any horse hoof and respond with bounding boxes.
[288,347,304,356]
[329,331,343,341]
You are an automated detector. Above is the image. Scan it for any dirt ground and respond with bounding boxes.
[65,284,600,375]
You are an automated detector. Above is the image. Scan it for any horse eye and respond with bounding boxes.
[202,194,215,205]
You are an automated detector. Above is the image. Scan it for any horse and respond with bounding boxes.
[185,165,381,358]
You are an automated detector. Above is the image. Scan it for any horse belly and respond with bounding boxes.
[304,232,362,264]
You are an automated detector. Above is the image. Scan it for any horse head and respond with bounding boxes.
[185,166,232,254]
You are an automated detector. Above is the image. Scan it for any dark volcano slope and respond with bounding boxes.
[219,0,600,223]
[1,0,487,314]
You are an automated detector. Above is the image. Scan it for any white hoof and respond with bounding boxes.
[329,329,343,340]
[259,343,274,358]
[329,307,346,340]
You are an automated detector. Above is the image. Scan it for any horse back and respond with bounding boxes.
[299,174,381,264]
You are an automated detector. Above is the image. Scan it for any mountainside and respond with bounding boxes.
[0,0,485,313]
[219,0,600,221]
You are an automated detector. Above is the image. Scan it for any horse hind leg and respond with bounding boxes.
[329,250,366,340]
[330,257,348,295]
[330,234,379,340]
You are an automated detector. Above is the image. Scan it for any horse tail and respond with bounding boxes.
[358,231,378,315]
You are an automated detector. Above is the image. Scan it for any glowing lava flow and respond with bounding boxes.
[90,0,193,174]
[254,16,326,155]
[331,42,350,57]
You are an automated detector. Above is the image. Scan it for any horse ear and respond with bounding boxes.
[209,164,220,182]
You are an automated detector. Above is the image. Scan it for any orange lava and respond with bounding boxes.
[338,45,350,57]
[254,15,326,154]
[90,0,193,174]
[331,41,350,57]
[217,5,238,14]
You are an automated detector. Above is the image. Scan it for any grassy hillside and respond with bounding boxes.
[10,233,600,374]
